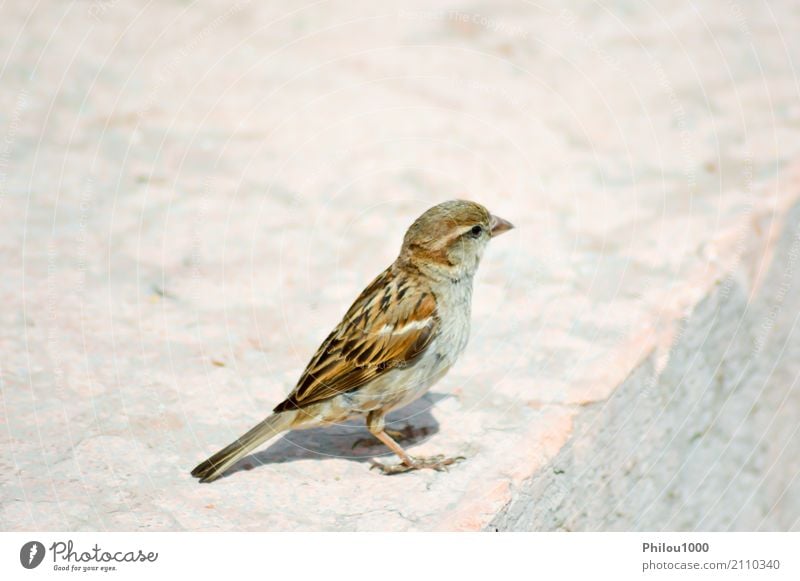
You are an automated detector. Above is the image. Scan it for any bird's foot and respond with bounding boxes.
[370,454,465,475]
[352,425,427,449]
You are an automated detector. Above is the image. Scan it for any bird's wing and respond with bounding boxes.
[273,267,439,413]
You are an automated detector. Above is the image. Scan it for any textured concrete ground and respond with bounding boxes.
[2,1,800,531]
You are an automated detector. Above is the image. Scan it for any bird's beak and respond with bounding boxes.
[489,214,514,237]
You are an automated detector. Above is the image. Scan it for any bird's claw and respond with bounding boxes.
[369,454,465,475]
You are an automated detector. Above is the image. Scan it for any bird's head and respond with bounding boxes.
[399,199,513,280]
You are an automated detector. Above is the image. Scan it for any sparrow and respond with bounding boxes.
[191,200,513,482]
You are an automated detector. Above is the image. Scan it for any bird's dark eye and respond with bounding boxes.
[470,225,483,238]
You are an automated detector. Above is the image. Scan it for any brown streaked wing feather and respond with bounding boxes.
[273,267,438,413]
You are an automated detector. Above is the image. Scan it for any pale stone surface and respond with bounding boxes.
[1,1,799,531]
[489,199,800,531]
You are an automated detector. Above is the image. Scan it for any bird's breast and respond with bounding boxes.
[346,279,475,415]
[432,278,474,359]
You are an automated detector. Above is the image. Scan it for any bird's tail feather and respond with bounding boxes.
[191,412,294,483]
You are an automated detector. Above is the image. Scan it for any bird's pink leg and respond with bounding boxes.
[366,411,464,475]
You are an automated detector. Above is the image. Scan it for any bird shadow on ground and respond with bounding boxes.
[222,392,450,479]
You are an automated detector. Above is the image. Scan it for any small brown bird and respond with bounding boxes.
[191,200,513,482]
